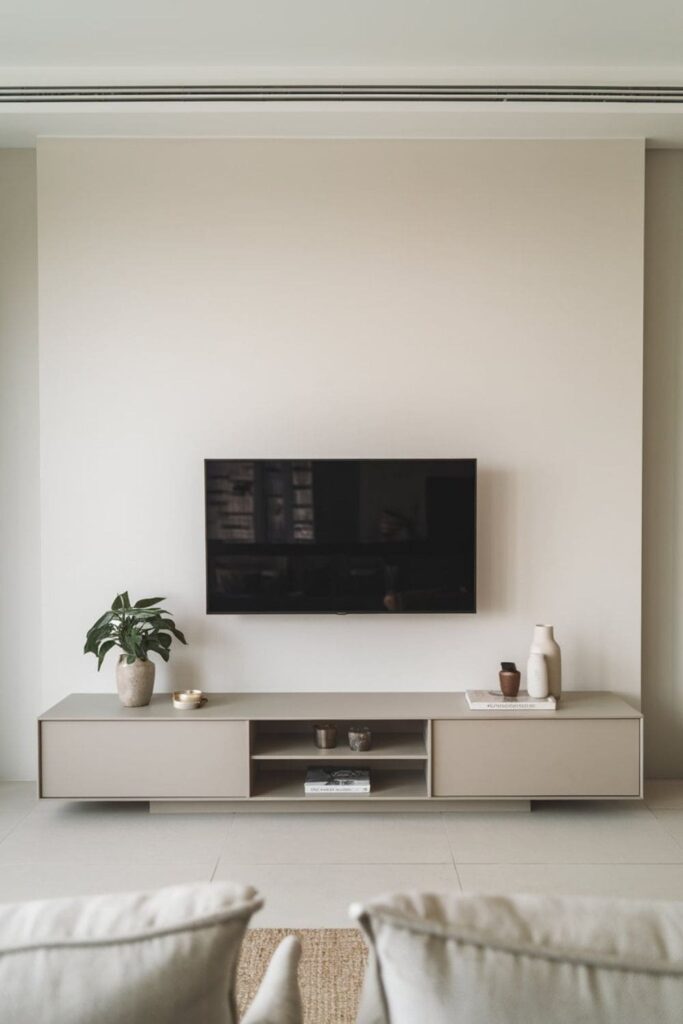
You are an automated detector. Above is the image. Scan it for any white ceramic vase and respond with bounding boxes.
[526,652,549,699]
[116,656,155,708]
[529,624,561,700]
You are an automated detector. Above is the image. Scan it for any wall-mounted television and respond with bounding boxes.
[205,459,476,614]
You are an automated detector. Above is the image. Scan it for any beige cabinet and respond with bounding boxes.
[37,693,643,807]
[41,721,249,799]
[432,719,641,798]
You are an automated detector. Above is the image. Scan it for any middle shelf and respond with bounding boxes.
[251,732,427,760]
[249,719,429,761]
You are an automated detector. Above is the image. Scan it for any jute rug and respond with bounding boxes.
[237,928,368,1024]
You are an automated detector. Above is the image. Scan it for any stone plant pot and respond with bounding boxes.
[116,656,155,708]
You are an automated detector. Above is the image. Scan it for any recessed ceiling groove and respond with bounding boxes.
[2,84,683,104]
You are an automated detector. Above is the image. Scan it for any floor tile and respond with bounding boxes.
[0,782,37,805]
[0,859,213,904]
[651,810,683,847]
[213,861,461,927]
[443,803,683,864]
[457,862,683,901]
[0,801,233,871]
[222,813,451,865]
[0,783,39,841]
[644,780,683,810]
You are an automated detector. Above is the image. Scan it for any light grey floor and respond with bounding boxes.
[2,781,683,926]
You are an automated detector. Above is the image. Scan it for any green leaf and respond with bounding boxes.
[84,634,99,654]
[126,654,136,664]
[118,633,136,657]
[134,596,165,609]
[155,632,172,647]
[96,639,117,671]
[149,613,174,624]
[146,643,170,663]
[84,623,114,655]
[90,622,114,642]
[89,610,114,633]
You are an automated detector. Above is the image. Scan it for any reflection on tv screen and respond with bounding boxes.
[205,459,476,613]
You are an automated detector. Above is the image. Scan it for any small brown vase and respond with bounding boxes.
[499,670,521,697]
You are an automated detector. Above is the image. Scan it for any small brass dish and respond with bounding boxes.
[172,690,207,711]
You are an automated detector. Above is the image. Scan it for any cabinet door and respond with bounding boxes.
[41,721,249,798]
[432,719,641,798]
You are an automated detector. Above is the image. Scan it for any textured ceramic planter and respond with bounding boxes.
[116,656,155,708]
[529,624,561,700]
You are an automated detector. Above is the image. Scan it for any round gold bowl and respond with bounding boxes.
[172,690,206,710]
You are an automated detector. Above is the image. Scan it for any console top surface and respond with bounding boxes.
[40,690,641,722]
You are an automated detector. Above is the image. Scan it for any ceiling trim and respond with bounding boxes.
[3,83,683,105]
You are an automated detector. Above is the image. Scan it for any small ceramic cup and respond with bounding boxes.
[314,723,337,749]
[348,727,372,752]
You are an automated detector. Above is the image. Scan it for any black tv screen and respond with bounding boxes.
[205,459,476,614]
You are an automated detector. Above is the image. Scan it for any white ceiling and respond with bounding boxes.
[1,0,682,77]
[1,1,683,146]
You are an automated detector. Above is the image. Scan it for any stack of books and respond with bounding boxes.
[465,690,557,711]
[304,767,371,795]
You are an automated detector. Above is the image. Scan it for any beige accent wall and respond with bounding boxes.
[5,139,682,782]
[35,139,645,720]
[0,150,39,779]
[643,150,683,777]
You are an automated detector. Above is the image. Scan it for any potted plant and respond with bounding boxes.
[84,592,187,707]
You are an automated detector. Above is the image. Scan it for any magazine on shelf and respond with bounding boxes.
[304,767,371,794]
[465,690,557,711]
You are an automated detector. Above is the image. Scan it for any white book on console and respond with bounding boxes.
[304,767,371,793]
[305,785,370,794]
[466,690,557,711]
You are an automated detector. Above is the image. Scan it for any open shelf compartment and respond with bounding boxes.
[251,764,428,801]
[250,719,428,761]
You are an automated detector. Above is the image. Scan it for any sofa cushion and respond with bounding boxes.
[0,882,263,1024]
[350,892,683,1024]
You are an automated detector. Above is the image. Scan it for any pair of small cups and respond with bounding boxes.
[172,689,206,710]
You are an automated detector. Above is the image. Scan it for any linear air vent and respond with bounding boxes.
[1,84,683,104]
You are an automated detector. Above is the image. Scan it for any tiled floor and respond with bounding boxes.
[1,781,683,926]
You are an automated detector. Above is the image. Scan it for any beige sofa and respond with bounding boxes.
[0,882,301,1024]
[351,891,683,1024]
[2,883,683,1023]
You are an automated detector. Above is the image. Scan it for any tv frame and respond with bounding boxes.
[204,458,477,615]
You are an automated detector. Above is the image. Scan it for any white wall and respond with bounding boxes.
[642,150,683,777]
[36,139,644,717]
[0,150,39,779]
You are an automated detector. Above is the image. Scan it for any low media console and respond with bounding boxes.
[38,691,642,811]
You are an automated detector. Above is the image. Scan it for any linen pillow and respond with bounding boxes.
[0,881,266,1024]
[351,892,683,1024]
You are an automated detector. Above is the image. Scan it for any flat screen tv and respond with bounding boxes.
[205,459,476,614]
